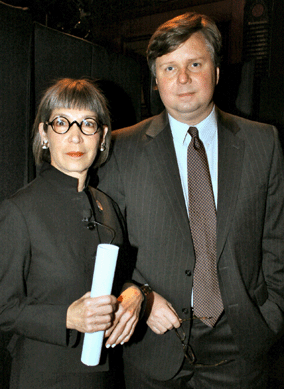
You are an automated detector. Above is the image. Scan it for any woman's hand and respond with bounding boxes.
[105,285,143,348]
[66,292,117,333]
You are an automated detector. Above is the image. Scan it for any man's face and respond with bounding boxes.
[155,31,219,125]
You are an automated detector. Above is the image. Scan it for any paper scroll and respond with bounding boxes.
[81,243,119,366]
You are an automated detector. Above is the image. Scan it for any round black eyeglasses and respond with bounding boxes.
[46,116,102,135]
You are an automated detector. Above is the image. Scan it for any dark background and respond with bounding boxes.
[0,0,284,387]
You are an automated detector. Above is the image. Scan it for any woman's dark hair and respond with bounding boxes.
[147,12,222,76]
[33,78,111,167]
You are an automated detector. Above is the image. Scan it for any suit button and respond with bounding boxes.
[185,269,191,276]
[182,308,189,314]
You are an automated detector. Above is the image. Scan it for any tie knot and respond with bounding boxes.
[188,126,198,137]
[188,127,200,149]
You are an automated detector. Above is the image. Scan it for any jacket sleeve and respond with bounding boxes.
[0,199,72,347]
[98,141,149,289]
[260,127,284,336]
[98,139,127,218]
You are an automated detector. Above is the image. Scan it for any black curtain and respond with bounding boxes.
[34,22,140,130]
[0,2,34,202]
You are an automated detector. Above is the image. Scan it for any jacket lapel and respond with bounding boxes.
[217,109,245,261]
[144,111,192,243]
[88,188,116,244]
[142,109,244,256]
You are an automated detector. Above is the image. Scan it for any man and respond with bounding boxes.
[99,12,284,388]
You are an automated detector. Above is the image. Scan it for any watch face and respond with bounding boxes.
[141,284,152,296]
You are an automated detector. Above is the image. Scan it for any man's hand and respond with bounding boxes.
[145,291,180,334]
[66,292,117,333]
[105,286,143,347]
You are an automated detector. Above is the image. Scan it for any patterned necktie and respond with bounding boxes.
[187,127,223,327]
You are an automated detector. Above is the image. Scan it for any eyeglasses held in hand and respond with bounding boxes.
[174,316,233,367]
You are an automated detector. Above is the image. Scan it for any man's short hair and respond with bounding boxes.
[147,12,222,76]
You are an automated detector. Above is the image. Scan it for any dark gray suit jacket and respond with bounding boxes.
[98,108,284,380]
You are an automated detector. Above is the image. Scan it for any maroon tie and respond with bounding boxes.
[187,127,223,327]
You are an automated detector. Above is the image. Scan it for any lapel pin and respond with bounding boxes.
[96,200,103,212]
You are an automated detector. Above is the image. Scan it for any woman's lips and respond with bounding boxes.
[66,152,84,157]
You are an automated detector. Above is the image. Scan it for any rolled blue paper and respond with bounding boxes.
[81,243,119,366]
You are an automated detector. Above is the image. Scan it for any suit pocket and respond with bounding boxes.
[7,333,20,358]
[254,283,284,334]
[253,282,268,307]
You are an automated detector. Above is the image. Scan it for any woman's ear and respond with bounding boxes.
[102,126,108,143]
[39,123,47,143]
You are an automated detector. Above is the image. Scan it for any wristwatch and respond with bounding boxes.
[140,284,153,299]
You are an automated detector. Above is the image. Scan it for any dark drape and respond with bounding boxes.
[0,5,33,387]
[0,2,33,202]
[34,23,139,131]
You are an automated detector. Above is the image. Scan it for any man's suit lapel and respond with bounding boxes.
[217,109,245,261]
[144,111,192,243]
[141,109,245,256]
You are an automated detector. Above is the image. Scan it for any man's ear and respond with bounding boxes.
[215,67,220,86]
[153,77,159,91]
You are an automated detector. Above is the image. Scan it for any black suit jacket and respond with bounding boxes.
[98,109,284,380]
[0,164,127,385]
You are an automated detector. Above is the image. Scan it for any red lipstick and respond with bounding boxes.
[67,152,84,157]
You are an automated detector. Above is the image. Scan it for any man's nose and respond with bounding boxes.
[178,68,191,84]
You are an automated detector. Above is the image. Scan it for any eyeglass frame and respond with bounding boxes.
[46,115,103,136]
[174,317,233,367]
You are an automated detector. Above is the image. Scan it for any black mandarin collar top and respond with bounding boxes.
[39,162,91,194]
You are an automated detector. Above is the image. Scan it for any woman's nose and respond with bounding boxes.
[68,123,83,143]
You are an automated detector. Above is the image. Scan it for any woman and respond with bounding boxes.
[0,78,129,388]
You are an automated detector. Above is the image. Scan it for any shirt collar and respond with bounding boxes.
[169,106,217,146]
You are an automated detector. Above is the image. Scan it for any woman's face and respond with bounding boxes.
[39,108,107,183]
